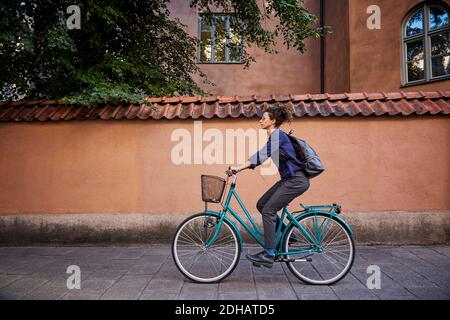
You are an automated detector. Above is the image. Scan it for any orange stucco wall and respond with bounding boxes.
[324,0,351,93]
[168,0,322,96]
[169,0,450,95]
[0,116,449,215]
[347,0,450,92]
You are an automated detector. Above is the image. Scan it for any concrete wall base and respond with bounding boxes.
[0,211,449,245]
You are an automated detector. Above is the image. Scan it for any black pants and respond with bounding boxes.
[256,171,310,250]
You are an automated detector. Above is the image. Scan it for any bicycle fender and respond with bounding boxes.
[281,210,353,245]
[203,210,243,248]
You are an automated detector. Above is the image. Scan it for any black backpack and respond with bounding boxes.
[285,130,325,179]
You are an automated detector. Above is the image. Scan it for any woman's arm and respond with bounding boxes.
[230,161,253,173]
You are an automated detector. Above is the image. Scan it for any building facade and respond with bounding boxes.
[168,0,450,95]
[0,0,449,244]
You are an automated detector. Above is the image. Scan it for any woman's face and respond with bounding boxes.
[260,112,276,130]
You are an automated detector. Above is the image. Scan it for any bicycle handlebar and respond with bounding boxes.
[225,166,239,185]
[225,166,238,177]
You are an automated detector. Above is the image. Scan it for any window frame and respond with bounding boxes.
[197,13,244,64]
[401,2,450,86]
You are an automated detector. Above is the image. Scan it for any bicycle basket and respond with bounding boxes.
[201,175,226,203]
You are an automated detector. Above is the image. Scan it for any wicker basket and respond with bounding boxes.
[201,175,226,203]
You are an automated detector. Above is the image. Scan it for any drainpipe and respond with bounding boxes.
[320,0,325,94]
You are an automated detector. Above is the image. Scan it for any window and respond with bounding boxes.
[198,14,243,64]
[402,2,450,85]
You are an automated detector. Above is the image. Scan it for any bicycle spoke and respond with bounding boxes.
[173,214,239,283]
[285,214,354,285]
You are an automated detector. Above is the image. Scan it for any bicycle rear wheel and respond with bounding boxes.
[283,213,355,285]
[172,213,241,283]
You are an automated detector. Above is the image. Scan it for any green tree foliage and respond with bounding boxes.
[0,0,327,105]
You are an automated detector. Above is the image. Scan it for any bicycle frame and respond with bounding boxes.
[204,178,350,257]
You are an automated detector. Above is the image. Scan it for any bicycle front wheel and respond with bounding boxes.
[172,213,241,283]
[283,213,355,285]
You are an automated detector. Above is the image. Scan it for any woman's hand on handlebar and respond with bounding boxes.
[227,162,251,176]
[226,166,239,176]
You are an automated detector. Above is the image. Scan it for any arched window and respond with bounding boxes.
[402,2,450,85]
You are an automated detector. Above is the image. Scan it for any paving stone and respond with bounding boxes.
[0,245,448,300]
[219,280,256,294]
[291,284,335,295]
[332,287,380,300]
[139,291,178,300]
[406,286,450,300]
[27,247,74,256]
[62,291,102,300]
[113,249,145,260]
[88,268,128,281]
[0,275,22,289]
[144,279,184,293]
[109,259,141,269]
[299,293,339,300]
[256,287,297,300]
[79,279,115,292]
[430,246,450,258]
[138,255,169,264]
[143,246,171,256]
[100,288,142,300]
[372,287,418,300]
[218,292,258,300]
[111,275,152,290]
[21,284,69,300]
[178,283,219,300]
[127,263,163,275]
[0,277,48,300]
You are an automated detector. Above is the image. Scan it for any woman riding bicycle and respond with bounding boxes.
[230,105,310,268]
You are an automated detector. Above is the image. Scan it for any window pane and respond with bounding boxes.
[431,32,450,56]
[406,9,424,37]
[214,16,226,62]
[406,40,424,62]
[229,46,242,62]
[229,16,241,46]
[429,5,449,30]
[200,18,212,62]
[408,60,425,81]
[431,55,450,77]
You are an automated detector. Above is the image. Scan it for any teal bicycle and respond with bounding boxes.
[172,170,355,285]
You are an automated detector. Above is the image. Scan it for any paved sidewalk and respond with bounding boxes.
[0,245,449,300]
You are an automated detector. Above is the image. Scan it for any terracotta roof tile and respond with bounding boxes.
[236,95,256,103]
[331,101,346,117]
[317,100,333,116]
[145,97,163,103]
[98,105,112,120]
[397,99,416,115]
[203,96,218,103]
[138,104,154,120]
[1,91,449,122]
[365,92,385,100]
[178,103,194,119]
[357,100,375,116]
[254,95,273,102]
[180,96,201,104]
[218,96,237,104]
[327,93,348,101]
[49,105,68,121]
[345,93,366,100]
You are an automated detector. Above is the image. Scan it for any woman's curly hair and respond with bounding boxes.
[265,105,293,128]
